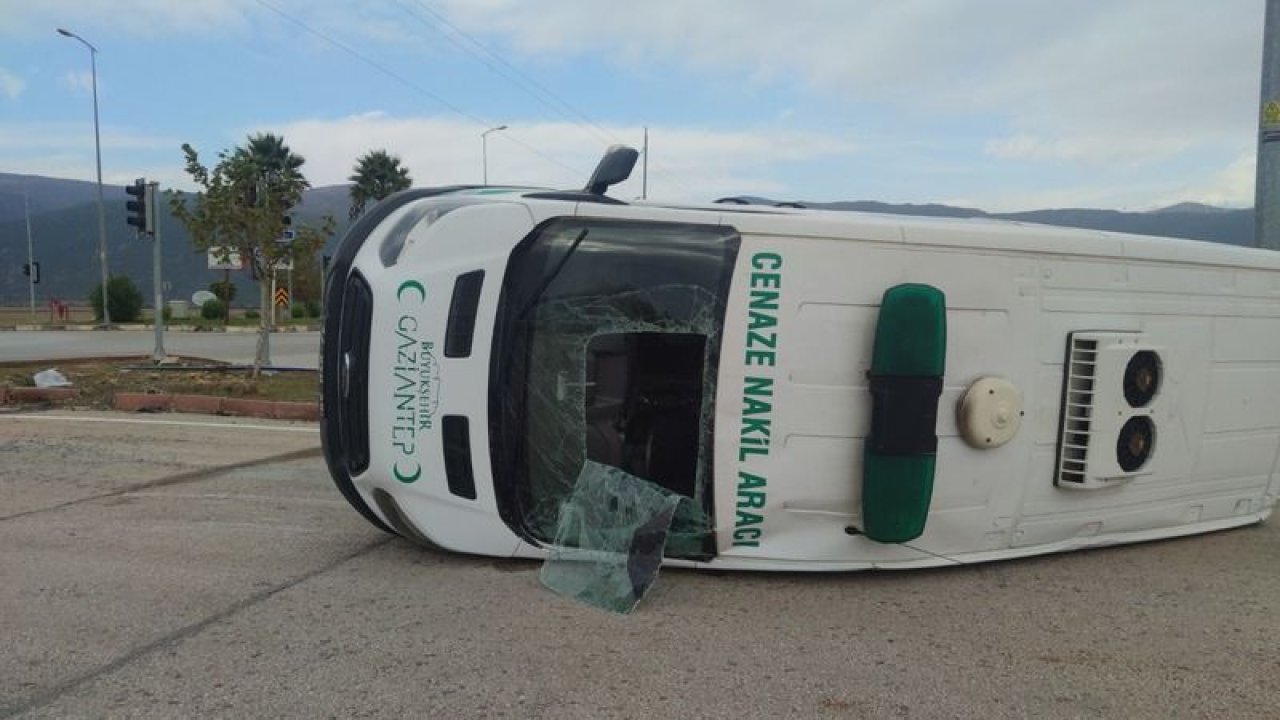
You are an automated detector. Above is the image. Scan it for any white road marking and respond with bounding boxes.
[0,413,319,433]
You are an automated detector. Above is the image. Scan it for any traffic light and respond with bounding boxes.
[281,214,295,241]
[125,178,155,235]
[22,262,40,284]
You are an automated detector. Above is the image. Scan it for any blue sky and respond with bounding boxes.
[0,0,1266,210]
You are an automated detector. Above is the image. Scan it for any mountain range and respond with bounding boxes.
[0,172,1258,306]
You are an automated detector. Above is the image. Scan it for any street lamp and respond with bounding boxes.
[482,124,507,185]
[57,27,111,327]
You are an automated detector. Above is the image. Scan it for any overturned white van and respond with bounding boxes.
[321,147,1280,574]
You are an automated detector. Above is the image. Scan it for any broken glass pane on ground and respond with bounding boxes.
[540,461,704,613]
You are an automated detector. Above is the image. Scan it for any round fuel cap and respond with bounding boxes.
[958,377,1023,449]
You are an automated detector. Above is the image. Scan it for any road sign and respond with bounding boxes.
[208,247,243,270]
[274,287,289,308]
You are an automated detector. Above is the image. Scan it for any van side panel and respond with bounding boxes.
[715,226,1280,568]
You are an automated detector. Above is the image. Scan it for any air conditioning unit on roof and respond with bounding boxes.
[1055,331,1163,490]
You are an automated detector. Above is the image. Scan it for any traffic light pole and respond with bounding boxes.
[149,182,165,362]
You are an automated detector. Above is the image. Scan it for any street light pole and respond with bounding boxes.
[482,124,507,185]
[58,27,111,327]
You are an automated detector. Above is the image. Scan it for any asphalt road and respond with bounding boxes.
[2,409,1278,718]
[0,330,320,369]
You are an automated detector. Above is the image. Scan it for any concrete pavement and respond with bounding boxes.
[2,410,1278,718]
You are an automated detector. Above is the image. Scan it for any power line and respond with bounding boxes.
[399,1,700,198]
[251,0,586,179]
[400,0,618,145]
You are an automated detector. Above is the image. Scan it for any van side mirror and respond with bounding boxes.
[584,145,639,196]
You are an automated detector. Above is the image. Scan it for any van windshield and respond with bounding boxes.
[491,218,740,553]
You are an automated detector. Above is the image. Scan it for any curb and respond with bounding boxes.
[113,392,319,421]
[1,387,80,404]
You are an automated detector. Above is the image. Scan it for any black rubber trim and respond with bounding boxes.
[525,190,626,205]
[321,186,479,535]
[444,270,484,358]
[442,415,478,500]
[866,374,943,455]
[339,273,372,474]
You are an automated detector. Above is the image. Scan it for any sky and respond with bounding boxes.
[0,0,1268,211]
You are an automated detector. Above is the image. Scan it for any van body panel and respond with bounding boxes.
[324,190,1280,569]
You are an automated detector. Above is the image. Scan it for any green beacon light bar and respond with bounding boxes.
[862,284,947,543]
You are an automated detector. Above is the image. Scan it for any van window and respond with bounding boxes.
[491,218,740,552]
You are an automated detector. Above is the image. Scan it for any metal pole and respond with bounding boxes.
[24,186,35,322]
[259,269,273,368]
[150,182,165,361]
[1257,0,1280,249]
[481,125,507,185]
[58,29,111,325]
[271,269,278,329]
[642,126,648,200]
[90,46,110,326]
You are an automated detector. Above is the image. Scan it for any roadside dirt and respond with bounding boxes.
[0,357,318,410]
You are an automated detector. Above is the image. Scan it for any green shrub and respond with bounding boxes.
[201,298,226,320]
[245,309,260,320]
[290,305,305,319]
[162,304,172,322]
[88,275,144,323]
[305,300,322,318]
[210,279,237,305]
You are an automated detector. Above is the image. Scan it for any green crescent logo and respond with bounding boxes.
[397,280,426,302]
[393,461,422,484]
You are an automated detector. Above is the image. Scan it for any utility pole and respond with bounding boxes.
[1257,0,1280,249]
[642,126,649,200]
[23,185,35,322]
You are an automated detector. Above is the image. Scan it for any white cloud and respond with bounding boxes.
[4,1,1265,210]
[61,71,95,96]
[243,113,858,201]
[0,123,177,152]
[983,134,1195,166]
[1151,152,1256,209]
[940,153,1258,213]
[434,0,1261,168]
[0,122,187,188]
[4,0,251,38]
[0,68,24,99]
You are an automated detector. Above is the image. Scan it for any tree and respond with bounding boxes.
[88,275,144,323]
[349,149,412,220]
[291,246,322,306]
[209,279,237,306]
[170,133,333,374]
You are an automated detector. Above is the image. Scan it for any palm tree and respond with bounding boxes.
[236,132,309,206]
[349,150,413,220]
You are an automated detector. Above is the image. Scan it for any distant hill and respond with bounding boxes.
[0,174,111,223]
[0,173,355,306]
[0,172,1261,305]
[781,199,1255,248]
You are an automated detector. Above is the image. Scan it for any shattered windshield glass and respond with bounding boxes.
[539,461,687,613]
[492,218,740,561]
